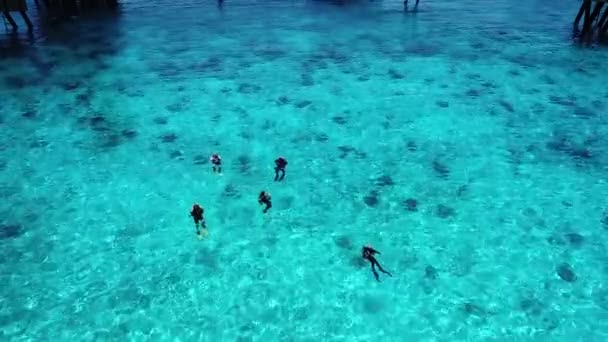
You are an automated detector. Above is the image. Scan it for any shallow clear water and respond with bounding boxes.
[2,0,608,340]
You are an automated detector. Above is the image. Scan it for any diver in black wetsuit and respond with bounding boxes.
[362,246,392,282]
[190,204,207,236]
[274,157,288,181]
[210,153,222,173]
[258,191,272,213]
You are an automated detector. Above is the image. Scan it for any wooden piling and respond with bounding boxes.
[3,11,17,30]
[20,9,32,29]
[589,2,605,24]
[582,0,592,38]
[573,0,608,43]
[1,0,31,30]
[574,1,587,29]
[599,6,608,29]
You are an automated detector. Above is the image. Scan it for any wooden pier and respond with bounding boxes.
[2,0,33,30]
[2,0,118,31]
[574,0,608,42]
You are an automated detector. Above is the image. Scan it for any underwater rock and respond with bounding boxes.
[520,297,544,316]
[335,235,353,250]
[153,117,168,125]
[276,96,290,105]
[573,106,595,118]
[403,43,441,57]
[237,155,251,174]
[278,196,294,210]
[98,133,122,149]
[363,190,379,207]
[239,130,252,140]
[195,247,219,270]
[498,100,515,113]
[337,145,356,159]
[407,141,417,151]
[0,223,23,240]
[462,302,485,316]
[403,198,418,212]
[591,100,604,108]
[160,133,177,143]
[62,81,81,91]
[549,95,575,107]
[255,48,286,60]
[424,265,438,280]
[481,81,498,89]
[436,101,449,108]
[351,256,366,268]
[569,148,592,160]
[507,54,536,68]
[76,91,94,104]
[545,136,593,161]
[388,68,405,79]
[436,204,455,218]
[89,115,106,126]
[465,89,480,97]
[237,83,262,94]
[193,154,208,165]
[592,287,608,311]
[166,103,184,113]
[169,150,183,159]
[301,73,315,86]
[4,75,28,88]
[332,116,348,125]
[602,212,608,229]
[541,75,557,85]
[432,160,450,179]
[22,110,37,119]
[538,311,560,331]
[375,175,394,187]
[295,100,312,109]
[29,139,49,148]
[315,133,329,142]
[362,295,384,314]
[563,232,584,247]
[121,129,137,139]
[222,184,240,198]
[556,263,576,282]
[194,56,222,72]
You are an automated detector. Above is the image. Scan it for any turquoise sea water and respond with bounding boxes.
[2,0,608,340]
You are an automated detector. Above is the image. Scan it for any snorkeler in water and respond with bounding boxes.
[258,191,272,213]
[190,204,208,236]
[210,153,222,173]
[274,157,288,181]
[362,245,392,282]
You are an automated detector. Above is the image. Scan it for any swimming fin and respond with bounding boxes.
[198,229,209,239]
